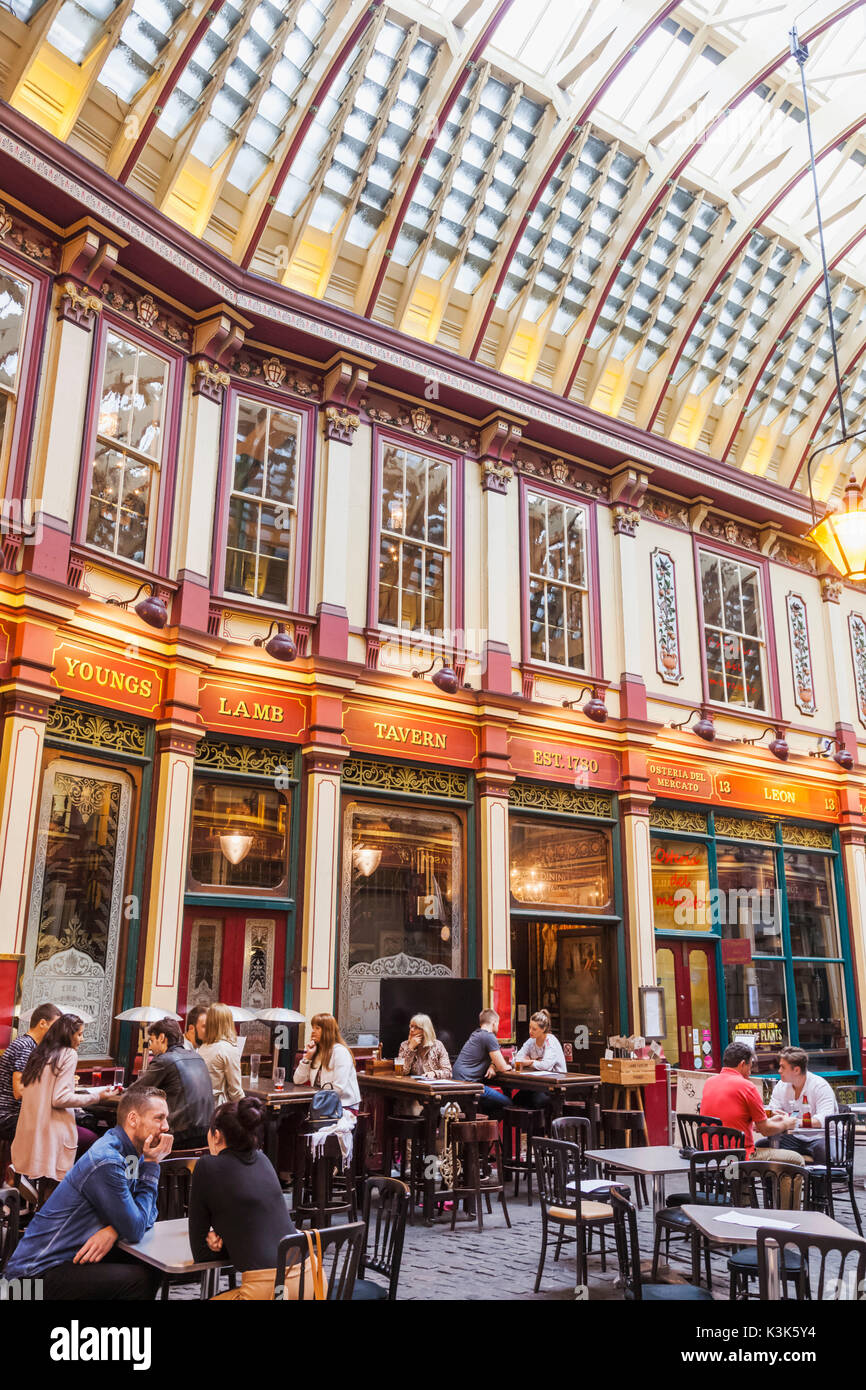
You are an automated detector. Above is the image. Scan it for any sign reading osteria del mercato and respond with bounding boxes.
[647,757,840,821]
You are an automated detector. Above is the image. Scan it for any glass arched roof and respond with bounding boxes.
[4,0,866,498]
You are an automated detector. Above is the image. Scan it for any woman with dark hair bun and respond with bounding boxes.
[188,1095,316,1300]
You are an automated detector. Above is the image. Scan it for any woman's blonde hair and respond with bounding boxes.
[410,1013,437,1048]
[204,1003,237,1047]
[310,1013,352,1071]
[531,1009,552,1033]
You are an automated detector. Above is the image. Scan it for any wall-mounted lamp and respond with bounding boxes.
[106,581,168,630]
[562,685,608,724]
[412,653,464,694]
[809,735,854,771]
[253,621,296,662]
[670,706,716,742]
[742,725,790,762]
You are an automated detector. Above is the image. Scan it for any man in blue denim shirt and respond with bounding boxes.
[6,1085,173,1299]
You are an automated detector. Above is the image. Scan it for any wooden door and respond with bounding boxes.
[655,940,719,1072]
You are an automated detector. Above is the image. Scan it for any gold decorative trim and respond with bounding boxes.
[342,757,469,799]
[715,816,776,842]
[649,806,708,834]
[781,824,833,849]
[46,703,146,757]
[508,782,612,819]
[195,739,290,779]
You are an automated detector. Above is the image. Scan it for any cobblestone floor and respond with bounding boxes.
[170,1146,866,1301]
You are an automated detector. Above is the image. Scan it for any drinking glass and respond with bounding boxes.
[249,1054,260,1088]
[273,1066,285,1091]
[91,1069,102,1088]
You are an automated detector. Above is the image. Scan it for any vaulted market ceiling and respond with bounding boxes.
[4,0,866,500]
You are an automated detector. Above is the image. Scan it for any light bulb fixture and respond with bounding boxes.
[670,705,716,742]
[219,831,253,865]
[412,653,464,694]
[388,497,405,531]
[809,735,855,771]
[742,725,790,762]
[106,581,169,630]
[791,28,866,580]
[562,685,608,724]
[253,621,296,662]
[352,843,382,877]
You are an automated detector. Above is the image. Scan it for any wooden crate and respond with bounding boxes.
[599,1057,657,1086]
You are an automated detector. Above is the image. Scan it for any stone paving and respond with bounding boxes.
[170,1144,866,1301]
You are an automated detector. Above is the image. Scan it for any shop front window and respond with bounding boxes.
[716,841,781,953]
[784,851,839,957]
[651,837,710,931]
[339,801,463,1041]
[510,816,612,911]
[723,958,788,1065]
[188,781,289,891]
[792,962,849,1068]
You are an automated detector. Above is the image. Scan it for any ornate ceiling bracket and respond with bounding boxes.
[821,575,843,604]
[323,353,372,444]
[192,360,231,404]
[479,413,523,494]
[191,310,248,403]
[610,461,650,535]
[55,223,123,332]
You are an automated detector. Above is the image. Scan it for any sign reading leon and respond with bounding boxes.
[647,757,840,821]
[52,639,163,715]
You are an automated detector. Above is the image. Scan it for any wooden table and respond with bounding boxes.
[241,1080,315,1171]
[494,1070,598,1119]
[358,1073,483,1222]
[586,1145,693,1217]
[118,1217,225,1298]
[681,1204,865,1300]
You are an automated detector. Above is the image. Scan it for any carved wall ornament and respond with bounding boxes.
[342,758,469,800]
[651,548,682,683]
[56,279,102,330]
[701,515,759,550]
[642,493,690,529]
[785,593,816,716]
[0,203,58,266]
[849,613,866,725]
[508,782,613,819]
[613,505,641,537]
[361,397,478,451]
[324,405,361,443]
[515,454,609,500]
[0,204,12,238]
[411,405,432,435]
[47,703,147,757]
[551,458,569,483]
[648,806,708,833]
[102,278,191,346]
[230,351,319,397]
[192,358,231,403]
[481,459,513,494]
[821,575,843,604]
[774,538,818,575]
[262,356,287,387]
[135,293,159,328]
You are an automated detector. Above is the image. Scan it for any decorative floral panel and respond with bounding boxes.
[651,549,682,683]
[786,593,816,715]
[849,614,866,726]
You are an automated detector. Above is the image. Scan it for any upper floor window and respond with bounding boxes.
[0,268,31,472]
[699,551,766,710]
[378,443,450,634]
[226,397,300,604]
[86,330,169,564]
[527,490,588,670]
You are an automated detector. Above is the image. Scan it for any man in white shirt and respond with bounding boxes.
[768,1045,837,1164]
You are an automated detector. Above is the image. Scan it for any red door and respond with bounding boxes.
[655,940,720,1073]
[179,908,287,1014]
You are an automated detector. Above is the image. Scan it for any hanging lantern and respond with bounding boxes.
[220,831,253,865]
[806,475,866,582]
[353,844,382,877]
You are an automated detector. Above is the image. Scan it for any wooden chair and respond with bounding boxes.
[437,1119,511,1233]
[757,1226,866,1301]
[807,1114,863,1235]
[353,1176,410,1301]
[383,1114,425,1222]
[652,1148,745,1288]
[666,1122,744,1208]
[156,1157,199,1221]
[601,1110,649,1207]
[292,1131,358,1228]
[676,1113,722,1148]
[551,1114,621,1270]
[610,1188,713,1302]
[275,1222,366,1301]
[0,1186,20,1275]
[532,1136,617,1294]
[501,1107,542,1205]
[728,1159,809,1299]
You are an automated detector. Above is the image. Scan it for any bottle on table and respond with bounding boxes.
[802,1100,811,1128]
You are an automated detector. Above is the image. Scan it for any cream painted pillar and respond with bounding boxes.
[477,776,512,997]
[319,427,354,612]
[620,796,657,1025]
[138,725,200,1013]
[478,417,522,693]
[29,290,100,536]
[818,576,846,727]
[610,464,651,719]
[0,689,52,954]
[840,827,866,1034]
[173,368,226,579]
[298,749,345,1020]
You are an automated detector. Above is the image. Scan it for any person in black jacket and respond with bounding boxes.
[127,1018,213,1149]
[188,1096,317,1300]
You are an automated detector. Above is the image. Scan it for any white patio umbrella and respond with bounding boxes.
[255,1008,307,1072]
[115,1006,181,1022]
[227,1005,258,1022]
[17,1005,95,1025]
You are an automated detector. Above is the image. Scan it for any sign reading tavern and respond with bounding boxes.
[342,702,478,766]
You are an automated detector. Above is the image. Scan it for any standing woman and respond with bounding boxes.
[11,1014,107,1198]
[199,1004,244,1104]
[293,1014,360,1123]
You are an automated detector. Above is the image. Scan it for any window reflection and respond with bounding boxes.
[784,852,840,957]
[793,962,849,1068]
[716,842,781,953]
[509,816,611,910]
[188,781,288,890]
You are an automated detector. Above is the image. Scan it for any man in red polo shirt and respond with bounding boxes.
[700,1041,800,1157]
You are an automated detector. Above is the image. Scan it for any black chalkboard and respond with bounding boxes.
[379,977,483,1060]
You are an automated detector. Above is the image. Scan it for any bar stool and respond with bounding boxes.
[383,1115,425,1223]
[437,1119,511,1233]
[501,1108,542,1205]
[292,1130,358,1228]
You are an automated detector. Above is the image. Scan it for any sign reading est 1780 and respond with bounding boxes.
[647,757,840,821]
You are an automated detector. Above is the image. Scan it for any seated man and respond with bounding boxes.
[5,1086,173,1299]
[700,1041,803,1162]
[452,1009,513,1114]
[0,1002,61,1143]
[128,1017,213,1150]
[768,1045,837,1165]
[183,1005,207,1051]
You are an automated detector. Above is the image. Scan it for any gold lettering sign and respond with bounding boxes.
[372,721,447,750]
[532,750,600,774]
[52,639,164,715]
[217,696,285,724]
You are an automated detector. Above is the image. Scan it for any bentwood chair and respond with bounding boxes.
[552,1114,625,1270]
[756,1227,866,1301]
[0,1186,20,1275]
[728,1160,809,1300]
[352,1176,410,1301]
[275,1222,366,1301]
[610,1188,713,1302]
[676,1113,723,1149]
[807,1114,863,1235]
[532,1137,618,1294]
[652,1148,745,1288]
[666,1122,745,1208]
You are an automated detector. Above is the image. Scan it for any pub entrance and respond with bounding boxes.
[510,918,617,1069]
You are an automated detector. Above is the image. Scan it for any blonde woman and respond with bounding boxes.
[510,1008,566,1109]
[293,1014,360,1121]
[397,1015,451,1080]
[199,1004,244,1104]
